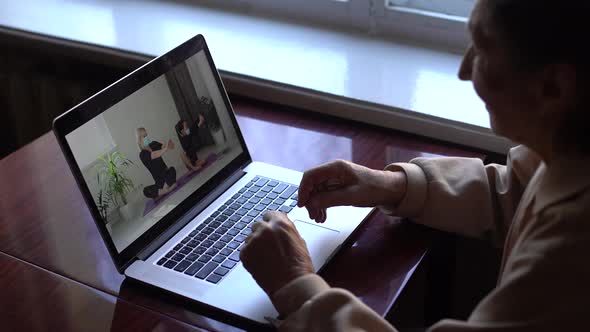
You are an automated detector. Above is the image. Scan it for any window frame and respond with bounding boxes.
[197,0,472,52]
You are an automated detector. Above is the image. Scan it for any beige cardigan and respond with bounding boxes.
[271,145,590,331]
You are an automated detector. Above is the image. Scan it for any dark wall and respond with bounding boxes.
[0,38,134,159]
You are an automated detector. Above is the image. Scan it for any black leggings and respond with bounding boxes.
[143,167,176,199]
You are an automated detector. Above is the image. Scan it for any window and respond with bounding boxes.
[199,0,474,51]
[387,0,476,18]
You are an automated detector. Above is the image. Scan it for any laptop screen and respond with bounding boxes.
[65,50,243,253]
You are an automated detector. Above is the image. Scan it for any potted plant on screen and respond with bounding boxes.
[96,151,136,222]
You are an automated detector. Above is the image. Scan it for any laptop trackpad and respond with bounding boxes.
[293,220,341,271]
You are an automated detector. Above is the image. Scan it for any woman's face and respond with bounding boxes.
[459,0,543,144]
[141,129,148,139]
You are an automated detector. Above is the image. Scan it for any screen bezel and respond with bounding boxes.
[53,35,251,273]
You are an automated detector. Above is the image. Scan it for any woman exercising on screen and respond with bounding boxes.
[136,127,177,200]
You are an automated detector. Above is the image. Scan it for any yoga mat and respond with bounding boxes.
[142,153,218,216]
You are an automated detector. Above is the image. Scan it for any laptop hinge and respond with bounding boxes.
[136,168,247,261]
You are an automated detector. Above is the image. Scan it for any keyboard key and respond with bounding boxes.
[261,186,272,193]
[214,267,230,276]
[234,192,242,198]
[279,205,293,213]
[273,183,288,194]
[195,233,207,241]
[234,222,247,230]
[213,241,225,249]
[267,192,278,200]
[268,203,280,210]
[165,251,175,258]
[237,197,248,204]
[261,198,272,205]
[222,221,235,228]
[157,257,167,265]
[249,197,261,204]
[245,181,253,188]
[255,192,266,198]
[208,233,221,241]
[268,180,279,187]
[215,227,228,235]
[216,214,228,222]
[237,243,246,251]
[240,229,252,236]
[253,176,260,182]
[248,187,258,194]
[181,237,190,244]
[220,248,233,256]
[220,235,233,243]
[230,203,241,210]
[187,240,200,248]
[207,274,222,284]
[184,261,204,276]
[243,202,254,210]
[189,230,198,237]
[212,255,225,263]
[205,248,219,256]
[242,192,253,198]
[196,262,219,279]
[193,246,207,255]
[247,210,258,217]
[229,214,240,222]
[186,253,199,262]
[228,251,241,262]
[236,208,249,216]
[198,255,213,263]
[290,200,298,207]
[241,216,253,223]
[275,198,286,205]
[174,260,192,272]
[172,253,186,261]
[210,221,221,228]
[227,228,239,236]
[253,204,265,211]
[255,178,269,187]
[174,244,183,251]
[227,241,240,249]
[164,260,177,269]
[292,193,298,200]
[280,186,298,199]
[180,247,192,255]
[235,235,247,243]
[202,227,215,235]
[202,239,215,247]
[222,260,236,269]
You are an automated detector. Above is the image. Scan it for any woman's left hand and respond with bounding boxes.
[240,211,315,296]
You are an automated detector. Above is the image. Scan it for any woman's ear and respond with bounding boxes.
[539,64,577,117]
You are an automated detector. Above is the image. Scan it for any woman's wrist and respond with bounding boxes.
[370,169,407,207]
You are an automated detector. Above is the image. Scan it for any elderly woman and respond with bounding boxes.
[240,0,590,331]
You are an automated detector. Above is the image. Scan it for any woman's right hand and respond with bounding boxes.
[298,160,407,223]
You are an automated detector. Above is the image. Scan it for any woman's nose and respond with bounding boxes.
[458,46,473,81]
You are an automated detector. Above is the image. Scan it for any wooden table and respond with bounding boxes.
[0,96,485,331]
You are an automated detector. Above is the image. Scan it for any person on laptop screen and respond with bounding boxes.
[175,119,206,172]
[137,127,177,199]
[241,0,590,330]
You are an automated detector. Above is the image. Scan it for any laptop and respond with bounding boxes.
[53,35,372,328]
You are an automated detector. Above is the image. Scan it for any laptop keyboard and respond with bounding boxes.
[155,176,299,284]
